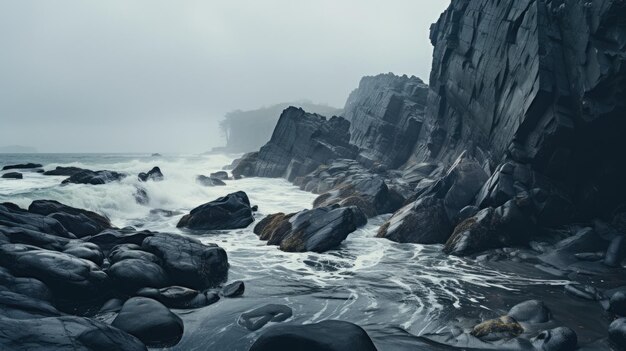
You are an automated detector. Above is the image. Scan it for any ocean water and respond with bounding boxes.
[1,153,602,350]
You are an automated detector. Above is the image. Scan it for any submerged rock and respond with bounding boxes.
[42,166,86,176]
[136,286,219,309]
[138,166,163,182]
[210,171,229,180]
[250,320,377,351]
[196,175,226,186]
[254,206,366,253]
[238,304,293,332]
[2,163,42,170]
[221,280,244,298]
[177,191,254,230]
[1,172,23,179]
[112,297,183,347]
[62,169,126,185]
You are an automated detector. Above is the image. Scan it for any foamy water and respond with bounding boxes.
[0,153,572,350]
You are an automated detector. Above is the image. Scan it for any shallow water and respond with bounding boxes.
[0,153,610,350]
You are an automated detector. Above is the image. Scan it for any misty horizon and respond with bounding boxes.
[0,0,450,153]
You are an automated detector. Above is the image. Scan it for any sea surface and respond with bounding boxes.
[0,153,608,350]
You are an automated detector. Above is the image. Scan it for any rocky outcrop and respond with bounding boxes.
[2,163,42,171]
[28,200,111,238]
[112,297,184,347]
[176,191,254,230]
[196,175,226,186]
[254,206,366,253]
[62,169,126,185]
[232,107,358,181]
[42,166,86,176]
[138,166,163,182]
[343,73,428,168]
[1,172,22,179]
[410,0,626,223]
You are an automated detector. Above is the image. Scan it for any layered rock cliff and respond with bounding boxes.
[343,73,428,168]
[410,0,626,220]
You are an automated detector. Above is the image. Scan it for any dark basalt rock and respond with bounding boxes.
[111,297,183,347]
[137,286,219,309]
[232,107,358,180]
[221,280,244,297]
[138,166,163,182]
[196,175,226,186]
[1,172,22,179]
[0,203,72,238]
[108,258,169,294]
[62,169,126,185]
[177,191,254,230]
[377,196,451,244]
[2,163,42,170]
[0,225,70,251]
[0,267,51,302]
[532,327,577,351]
[141,232,228,289]
[254,206,366,253]
[210,171,229,180]
[444,200,532,256]
[108,243,161,264]
[0,315,147,350]
[28,199,111,238]
[63,242,104,265]
[249,320,378,351]
[88,228,154,254]
[343,73,428,169]
[610,318,626,350]
[238,304,293,332]
[410,0,626,223]
[0,290,60,319]
[507,299,551,323]
[610,292,626,317]
[43,166,86,176]
[0,244,109,302]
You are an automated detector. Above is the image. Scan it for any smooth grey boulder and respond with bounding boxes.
[249,320,378,351]
[0,267,51,302]
[609,318,626,350]
[238,304,293,332]
[377,196,451,244]
[254,206,366,253]
[112,297,183,347]
[28,199,111,238]
[0,290,60,319]
[108,258,169,294]
[177,191,254,230]
[507,300,551,323]
[0,203,71,238]
[62,169,126,185]
[137,286,219,309]
[221,280,244,298]
[532,327,577,351]
[141,233,228,289]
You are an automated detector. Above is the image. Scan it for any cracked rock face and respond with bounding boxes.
[343,73,429,169]
[411,0,626,221]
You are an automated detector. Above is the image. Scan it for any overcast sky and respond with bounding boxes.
[0,0,450,153]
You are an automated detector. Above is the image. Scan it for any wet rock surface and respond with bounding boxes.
[138,166,163,182]
[62,169,126,185]
[112,297,183,347]
[1,172,23,179]
[177,191,254,230]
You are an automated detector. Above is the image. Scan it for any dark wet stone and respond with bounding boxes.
[238,304,293,331]
[532,327,577,351]
[610,292,626,317]
[0,290,60,319]
[507,299,551,323]
[108,244,160,264]
[221,280,244,297]
[210,171,229,180]
[470,316,523,341]
[255,206,365,253]
[196,175,226,186]
[63,242,104,265]
[605,235,626,267]
[99,298,125,313]
[43,166,86,176]
[108,258,169,294]
[377,196,451,244]
[0,202,72,238]
[1,172,22,179]
[249,320,377,351]
[141,232,228,289]
[0,244,109,302]
[0,267,51,302]
[29,199,111,238]
[0,315,147,350]
[137,286,219,309]
[62,169,126,185]
[177,191,254,230]
[138,166,163,182]
[610,318,626,350]
[112,297,183,347]
[564,284,602,301]
[0,225,70,251]
[88,228,153,254]
[2,163,42,170]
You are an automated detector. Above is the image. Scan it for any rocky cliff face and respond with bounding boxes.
[232,107,357,181]
[410,0,626,220]
[343,73,428,168]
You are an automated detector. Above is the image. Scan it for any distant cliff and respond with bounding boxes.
[218,102,342,153]
[343,73,428,168]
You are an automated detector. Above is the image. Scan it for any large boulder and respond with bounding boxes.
[108,258,169,294]
[232,107,358,180]
[249,320,378,351]
[0,267,51,302]
[111,297,183,347]
[343,73,428,168]
[177,191,254,230]
[1,172,23,179]
[28,200,111,238]
[0,315,147,350]
[88,228,154,254]
[254,206,366,253]
[376,196,452,244]
[141,233,228,289]
[2,163,42,170]
[0,203,71,238]
[0,244,109,302]
[43,166,86,176]
[62,170,126,185]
